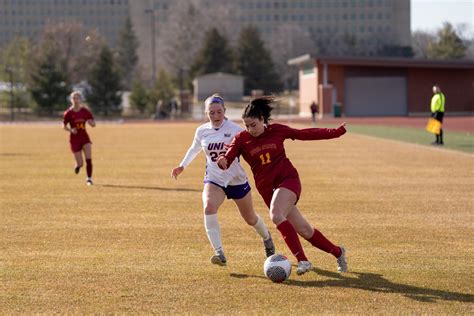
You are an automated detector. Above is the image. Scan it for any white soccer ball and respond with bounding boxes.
[263,254,292,283]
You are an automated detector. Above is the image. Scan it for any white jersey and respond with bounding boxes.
[179,120,248,187]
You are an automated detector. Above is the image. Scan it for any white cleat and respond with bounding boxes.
[337,246,348,273]
[86,178,93,186]
[296,260,313,275]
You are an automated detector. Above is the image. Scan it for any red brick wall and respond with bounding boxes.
[408,68,474,113]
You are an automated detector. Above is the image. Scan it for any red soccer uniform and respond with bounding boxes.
[222,123,346,207]
[63,107,94,152]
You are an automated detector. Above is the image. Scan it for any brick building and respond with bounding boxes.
[288,54,474,117]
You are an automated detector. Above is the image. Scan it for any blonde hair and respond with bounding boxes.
[204,93,225,113]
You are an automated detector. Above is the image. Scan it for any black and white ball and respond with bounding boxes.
[263,254,292,283]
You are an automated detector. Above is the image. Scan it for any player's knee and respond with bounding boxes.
[203,204,218,215]
[269,209,285,225]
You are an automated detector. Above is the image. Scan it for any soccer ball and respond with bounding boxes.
[263,254,292,283]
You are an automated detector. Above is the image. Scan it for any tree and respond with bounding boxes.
[190,28,234,78]
[412,30,436,58]
[116,16,139,90]
[235,26,282,95]
[427,22,467,59]
[86,46,122,116]
[39,22,105,84]
[0,37,34,114]
[29,45,71,115]
[148,69,176,114]
[129,79,149,114]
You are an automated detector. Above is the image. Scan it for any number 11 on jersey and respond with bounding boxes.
[259,152,271,165]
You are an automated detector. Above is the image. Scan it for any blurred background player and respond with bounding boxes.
[171,94,275,266]
[62,91,96,185]
[218,96,347,275]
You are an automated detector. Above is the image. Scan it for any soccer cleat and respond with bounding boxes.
[263,234,276,257]
[86,178,93,186]
[337,246,348,273]
[74,166,81,174]
[296,260,313,275]
[210,251,227,266]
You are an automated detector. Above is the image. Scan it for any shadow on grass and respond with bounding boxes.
[97,184,201,192]
[0,153,32,157]
[230,268,473,303]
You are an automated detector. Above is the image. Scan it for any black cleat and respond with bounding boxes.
[264,234,276,257]
[74,166,81,174]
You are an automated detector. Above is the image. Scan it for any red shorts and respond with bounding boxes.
[257,176,301,208]
[70,134,91,153]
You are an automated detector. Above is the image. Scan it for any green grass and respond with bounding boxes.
[344,124,473,154]
[1,123,473,313]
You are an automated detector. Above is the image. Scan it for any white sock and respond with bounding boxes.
[253,215,270,241]
[204,214,223,254]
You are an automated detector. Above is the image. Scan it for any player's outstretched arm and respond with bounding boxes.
[171,166,184,179]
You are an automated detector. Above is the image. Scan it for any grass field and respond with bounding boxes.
[1,122,473,314]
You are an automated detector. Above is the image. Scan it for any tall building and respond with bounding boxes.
[1,0,411,82]
[0,0,130,48]
[130,0,411,81]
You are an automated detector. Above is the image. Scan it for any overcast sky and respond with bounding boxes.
[411,0,474,36]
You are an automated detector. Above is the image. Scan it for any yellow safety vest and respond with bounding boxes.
[430,92,445,113]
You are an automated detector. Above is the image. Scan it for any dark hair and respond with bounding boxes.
[242,96,274,124]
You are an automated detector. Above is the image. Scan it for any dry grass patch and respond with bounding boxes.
[1,122,473,314]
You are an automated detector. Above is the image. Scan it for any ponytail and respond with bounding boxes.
[242,96,274,124]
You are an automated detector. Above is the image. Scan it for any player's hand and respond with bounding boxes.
[71,127,78,134]
[338,122,346,128]
[217,156,228,170]
[171,166,184,179]
[88,119,96,127]
[337,122,347,135]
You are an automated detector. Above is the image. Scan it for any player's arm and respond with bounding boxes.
[171,131,202,179]
[62,113,77,134]
[217,136,240,170]
[86,109,96,127]
[286,123,346,140]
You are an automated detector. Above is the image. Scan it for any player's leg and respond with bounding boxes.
[232,189,275,257]
[287,205,347,272]
[83,143,93,185]
[270,188,310,274]
[202,183,227,265]
[73,151,83,174]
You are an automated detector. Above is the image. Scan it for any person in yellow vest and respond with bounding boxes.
[430,85,445,145]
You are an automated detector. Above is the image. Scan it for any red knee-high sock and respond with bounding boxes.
[306,228,342,258]
[86,159,93,178]
[276,220,308,262]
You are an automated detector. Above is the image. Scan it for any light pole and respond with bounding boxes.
[144,8,157,83]
[5,66,14,121]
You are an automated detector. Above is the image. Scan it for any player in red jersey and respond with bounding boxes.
[217,96,348,275]
[62,91,96,185]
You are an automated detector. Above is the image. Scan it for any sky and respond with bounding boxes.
[411,0,474,36]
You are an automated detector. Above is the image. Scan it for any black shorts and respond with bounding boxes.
[432,111,444,123]
[204,181,251,200]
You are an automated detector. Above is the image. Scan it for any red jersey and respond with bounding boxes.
[63,107,94,140]
[223,123,346,193]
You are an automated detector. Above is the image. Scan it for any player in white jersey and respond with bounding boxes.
[171,94,275,266]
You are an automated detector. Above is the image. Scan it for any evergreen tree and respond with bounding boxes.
[129,79,149,114]
[1,37,34,114]
[148,69,176,114]
[86,46,122,116]
[428,22,467,59]
[235,26,282,95]
[116,16,139,90]
[29,45,70,115]
[190,28,234,78]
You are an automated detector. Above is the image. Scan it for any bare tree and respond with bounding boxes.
[39,22,105,83]
[412,30,436,58]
